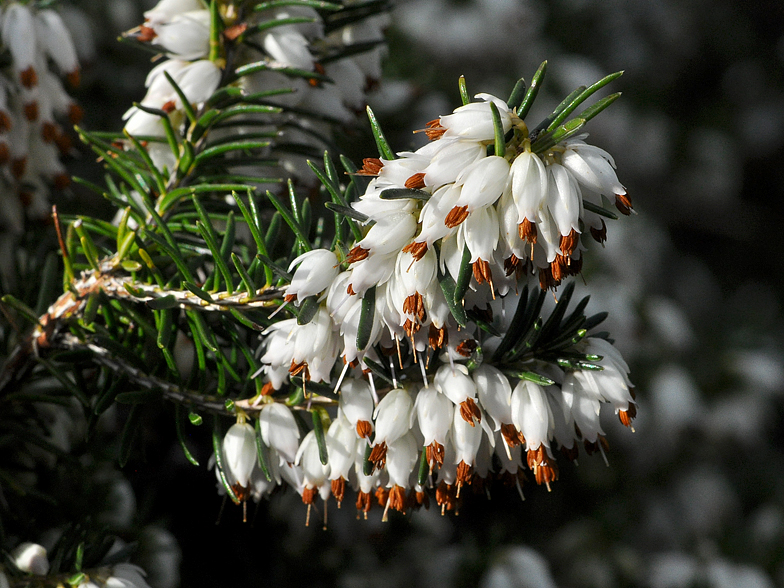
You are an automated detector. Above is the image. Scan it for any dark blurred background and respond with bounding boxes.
[59,0,784,586]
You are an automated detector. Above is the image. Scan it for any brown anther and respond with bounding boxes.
[284,293,297,303]
[66,69,81,89]
[53,174,71,190]
[411,488,430,510]
[403,293,426,321]
[459,397,482,426]
[0,143,9,165]
[162,100,177,114]
[444,205,469,228]
[388,485,407,513]
[583,435,610,455]
[615,193,633,215]
[472,259,493,287]
[41,122,58,143]
[67,104,84,125]
[24,101,38,121]
[456,461,473,486]
[54,133,72,156]
[356,491,372,517]
[455,338,477,358]
[223,22,248,41]
[289,360,309,379]
[424,118,446,140]
[137,25,156,42]
[356,157,383,176]
[403,318,420,338]
[302,487,318,505]
[618,403,637,427]
[345,245,370,264]
[404,172,426,190]
[231,483,250,504]
[426,441,445,467]
[331,478,346,507]
[560,443,579,462]
[559,229,580,257]
[435,481,457,513]
[19,66,37,88]
[504,254,522,277]
[11,157,26,180]
[356,420,373,439]
[0,111,11,133]
[402,240,428,261]
[538,266,554,291]
[590,219,607,244]
[369,442,388,469]
[518,218,538,244]
[346,283,356,296]
[501,423,521,447]
[428,324,447,350]
[308,62,325,87]
[567,255,583,276]
[374,486,389,507]
[261,381,276,396]
[550,255,568,285]
[526,447,559,487]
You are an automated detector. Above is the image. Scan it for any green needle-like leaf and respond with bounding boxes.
[517,60,547,120]
[175,405,199,466]
[547,71,623,132]
[459,75,470,106]
[212,417,240,504]
[490,101,506,157]
[356,286,376,352]
[454,245,473,305]
[311,408,329,466]
[366,105,394,160]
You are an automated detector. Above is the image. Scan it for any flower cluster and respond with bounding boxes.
[124,0,388,177]
[0,2,81,234]
[220,85,640,521]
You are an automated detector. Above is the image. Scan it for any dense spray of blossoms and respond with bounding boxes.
[123,0,389,178]
[212,73,640,522]
[0,1,81,235]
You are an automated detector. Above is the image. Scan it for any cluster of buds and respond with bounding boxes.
[0,1,82,234]
[124,0,388,177]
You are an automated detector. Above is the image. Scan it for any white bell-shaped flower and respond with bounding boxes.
[385,432,418,488]
[286,248,339,303]
[296,430,330,489]
[545,162,581,238]
[415,385,453,447]
[473,364,513,431]
[440,93,512,141]
[454,155,511,212]
[258,403,300,464]
[510,148,548,224]
[222,422,257,488]
[153,10,210,60]
[423,138,485,189]
[511,380,554,451]
[339,377,375,438]
[562,138,626,198]
[373,387,414,446]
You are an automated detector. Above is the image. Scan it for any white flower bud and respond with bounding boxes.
[545,163,581,238]
[11,542,49,576]
[326,415,358,481]
[296,430,330,489]
[440,93,511,141]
